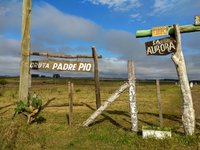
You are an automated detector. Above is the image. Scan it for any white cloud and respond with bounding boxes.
[86,0,141,11]
[152,0,175,15]
[0,0,22,33]
[100,29,144,58]
[150,0,200,16]
[130,13,140,19]
[0,36,21,56]
[32,3,102,44]
[99,58,127,73]
[0,56,20,76]
[1,1,200,79]
[130,13,144,22]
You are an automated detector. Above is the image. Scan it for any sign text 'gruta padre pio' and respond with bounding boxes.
[145,37,176,55]
[30,59,93,72]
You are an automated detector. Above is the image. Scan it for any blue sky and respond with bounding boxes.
[0,0,200,79]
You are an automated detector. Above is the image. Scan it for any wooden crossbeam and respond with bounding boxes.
[136,24,200,38]
[31,52,102,59]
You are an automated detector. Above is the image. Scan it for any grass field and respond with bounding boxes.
[0,77,200,150]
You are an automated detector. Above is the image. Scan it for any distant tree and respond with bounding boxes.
[53,74,60,78]
[31,74,40,78]
[40,75,46,78]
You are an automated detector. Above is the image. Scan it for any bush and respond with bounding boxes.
[0,79,8,86]
[13,94,43,124]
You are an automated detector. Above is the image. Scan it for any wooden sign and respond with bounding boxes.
[30,59,93,72]
[195,16,200,26]
[145,37,176,55]
[152,26,168,37]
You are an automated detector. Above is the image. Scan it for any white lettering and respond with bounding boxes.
[63,64,68,70]
[72,64,77,71]
[85,64,92,71]
[153,40,161,45]
[78,63,84,71]
[45,63,49,69]
[147,40,176,55]
[169,42,175,52]
[57,63,63,70]
[52,63,58,70]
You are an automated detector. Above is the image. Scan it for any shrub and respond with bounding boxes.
[13,94,43,124]
[0,79,8,86]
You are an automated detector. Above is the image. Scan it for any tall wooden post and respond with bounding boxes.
[68,82,74,126]
[156,79,163,128]
[128,60,138,132]
[19,0,32,101]
[92,47,101,109]
[171,25,195,135]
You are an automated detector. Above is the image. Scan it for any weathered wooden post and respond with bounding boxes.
[156,79,163,128]
[68,82,74,126]
[83,82,129,127]
[171,25,195,135]
[92,46,101,109]
[128,60,138,132]
[19,0,32,101]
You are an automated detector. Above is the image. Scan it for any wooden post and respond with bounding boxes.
[28,74,31,89]
[171,25,195,135]
[83,82,129,127]
[128,60,138,132]
[19,0,32,101]
[68,82,74,126]
[92,47,101,109]
[156,79,163,128]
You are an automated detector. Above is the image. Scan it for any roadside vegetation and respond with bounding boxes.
[0,77,200,149]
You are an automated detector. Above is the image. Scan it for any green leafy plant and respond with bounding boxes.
[13,94,43,124]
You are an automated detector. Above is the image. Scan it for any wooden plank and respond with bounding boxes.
[92,47,101,109]
[145,37,176,55]
[46,103,83,107]
[31,52,102,59]
[82,82,129,127]
[19,0,32,101]
[136,24,200,38]
[156,79,163,128]
[152,26,168,37]
[171,25,195,135]
[128,60,138,132]
[30,59,93,72]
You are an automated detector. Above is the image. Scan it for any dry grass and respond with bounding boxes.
[0,77,199,149]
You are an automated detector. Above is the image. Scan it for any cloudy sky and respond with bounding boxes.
[0,0,200,79]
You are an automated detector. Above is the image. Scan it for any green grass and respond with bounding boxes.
[0,78,200,149]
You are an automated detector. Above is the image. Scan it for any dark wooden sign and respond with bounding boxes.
[145,37,176,55]
[30,59,93,72]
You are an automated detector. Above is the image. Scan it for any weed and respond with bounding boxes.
[75,89,81,92]
[0,79,8,86]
